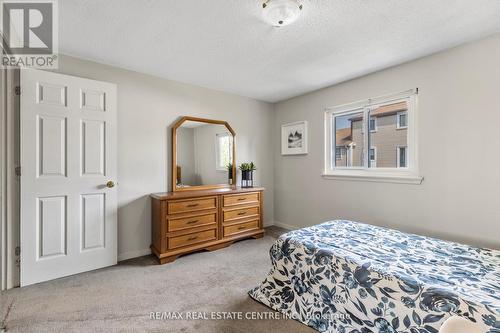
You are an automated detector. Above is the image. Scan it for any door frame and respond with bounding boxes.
[1,68,20,290]
[0,68,5,290]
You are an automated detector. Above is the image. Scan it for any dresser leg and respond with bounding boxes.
[159,255,178,264]
[252,233,264,239]
[205,242,232,252]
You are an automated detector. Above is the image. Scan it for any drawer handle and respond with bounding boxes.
[237,198,246,201]
[187,236,198,241]
[187,203,199,208]
[238,226,247,230]
[238,212,246,216]
[187,220,199,224]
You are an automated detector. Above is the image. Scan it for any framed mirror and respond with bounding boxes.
[172,116,236,191]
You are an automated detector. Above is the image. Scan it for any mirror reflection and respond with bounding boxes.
[176,121,233,188]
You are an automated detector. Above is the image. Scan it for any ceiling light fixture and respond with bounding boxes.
[262,0,303,27]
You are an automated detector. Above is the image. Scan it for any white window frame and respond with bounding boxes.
[369,146,377,168]
[215,132,232,171]
[324,89,422,184]
[330,107,366,170]
[397,145,408,168]
[397,111,408,129]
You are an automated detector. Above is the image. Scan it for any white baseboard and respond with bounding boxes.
[263,220,275,228]
[118,248,152,262]
[271,221,298,231]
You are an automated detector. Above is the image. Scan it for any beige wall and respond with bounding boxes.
[54,55,275,260]
[273,33,500,249]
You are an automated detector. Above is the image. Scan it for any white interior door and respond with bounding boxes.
[20,69,117,286]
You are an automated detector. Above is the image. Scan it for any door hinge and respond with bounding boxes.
[15,166,21,176]
[15,86,21,95]
[15,246,20,256]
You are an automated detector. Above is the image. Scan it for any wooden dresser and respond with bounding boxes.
[150,187,265,264]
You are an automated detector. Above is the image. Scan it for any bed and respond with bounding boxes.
[249,220,500,333]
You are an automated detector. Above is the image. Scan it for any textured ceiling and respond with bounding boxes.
[60,0,500,102]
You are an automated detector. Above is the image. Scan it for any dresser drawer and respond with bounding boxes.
[168,197,217,214]
[223,206,259,222]
[224,220,259,237]
[169,229,216,249]
[223,193,259,207]
[168,212,217,232]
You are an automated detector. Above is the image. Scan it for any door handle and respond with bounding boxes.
[106,181,116,188]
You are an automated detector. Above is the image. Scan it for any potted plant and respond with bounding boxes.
[227,163,233,185]
[239,162,257,188]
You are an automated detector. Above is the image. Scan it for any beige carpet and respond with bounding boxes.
[0,227,314,333]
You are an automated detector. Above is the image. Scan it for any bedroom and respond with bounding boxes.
[0,1,499,332]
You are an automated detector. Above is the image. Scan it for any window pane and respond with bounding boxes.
[369,148,376,167]
[399,146,407,168]
[368,101,408,168]
[398,112,408,128]
[369,118,376,131]
[216,133,232,169]
[334,111,364,167]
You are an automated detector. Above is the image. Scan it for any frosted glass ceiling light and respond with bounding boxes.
[262,0,303,27]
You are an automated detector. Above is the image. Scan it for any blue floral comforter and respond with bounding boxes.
[249,220,500,333]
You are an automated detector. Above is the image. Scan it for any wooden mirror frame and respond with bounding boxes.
[172,116,236,192]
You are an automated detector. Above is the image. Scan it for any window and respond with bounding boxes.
[369,117,377,132]
[324,89,421,184]
[397,111,408,129]
[215,132,232,171]
[397,146,407,168]
[333,110,364,168]
[369,147,376,168]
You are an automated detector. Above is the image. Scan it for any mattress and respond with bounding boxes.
[249,220,500,333]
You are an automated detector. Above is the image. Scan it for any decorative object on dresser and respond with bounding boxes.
[150,116,265,264]
[281,120,308,155]
[239,162,256,188]
[226,163,234,185]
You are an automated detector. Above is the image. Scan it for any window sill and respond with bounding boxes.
[322,171,423,184]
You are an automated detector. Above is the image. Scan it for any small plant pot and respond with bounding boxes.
[241,170,254,188]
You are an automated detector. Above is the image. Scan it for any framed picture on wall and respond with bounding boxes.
[281,121,308,155]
